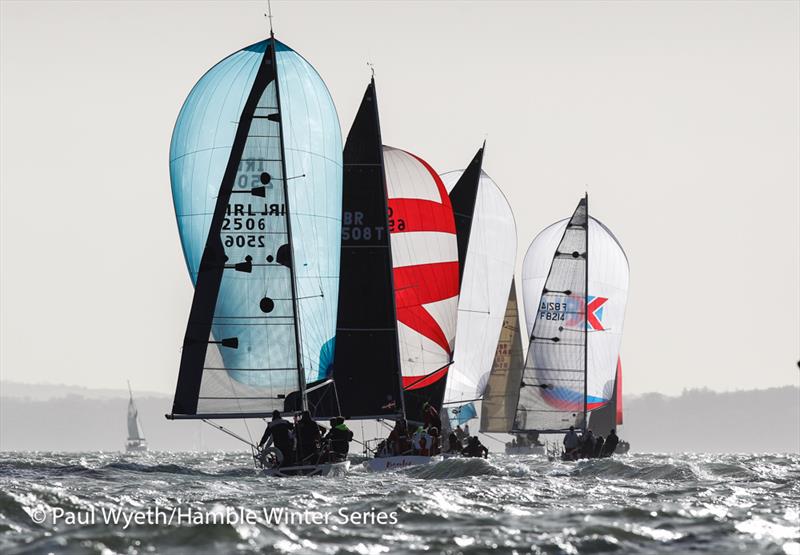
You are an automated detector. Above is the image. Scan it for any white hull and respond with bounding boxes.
[505,445,545,455]
[363,455,442,472]
[262,460,350,477]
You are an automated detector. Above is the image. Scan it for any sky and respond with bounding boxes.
[1,0,798,398]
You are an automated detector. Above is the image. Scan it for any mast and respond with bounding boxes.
[583,193,589,433]
[373,77,408,421]
[270,31,307,411]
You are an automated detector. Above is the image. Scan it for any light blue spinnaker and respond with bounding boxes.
[170,38,342,411]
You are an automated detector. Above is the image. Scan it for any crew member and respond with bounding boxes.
[602,429,620,457]
[593,435,605,459]
[296,410,325,463]
[563,425,580,460]
[447,431,461,453]
[422,402,441,431]
[258,410,294,465]
[387,419,411,455]
[324,417,353,462]
[461,436,488,458]
[580,429,596,459]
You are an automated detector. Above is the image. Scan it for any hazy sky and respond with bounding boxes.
[1,1,798,397]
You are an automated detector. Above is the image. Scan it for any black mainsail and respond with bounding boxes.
[170,39,304,419]
[448,145,484,288]
[314,78,405,420]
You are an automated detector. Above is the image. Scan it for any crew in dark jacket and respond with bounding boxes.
[296,410,326,463]
[461,436,489,458]
[593,435,605,458]
[422,402,441,431]
[602,429,619,457]
[259,410,294,465]
[580,430,595,459]
[447,431,461,453]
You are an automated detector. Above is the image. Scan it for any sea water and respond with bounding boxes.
[1,452,797,554]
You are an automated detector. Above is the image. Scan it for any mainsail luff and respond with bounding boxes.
[583,193,589,431]
[479,279,525,433]
[513,198,588,433]
[270,34,306,411]
[320,78,405,419]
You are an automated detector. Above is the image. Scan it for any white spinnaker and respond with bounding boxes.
[522,216,629,405]
[441,170,517,405]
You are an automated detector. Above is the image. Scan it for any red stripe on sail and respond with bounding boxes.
[387,198,457,234]
[402,366,449,391]
[394,261,459,355]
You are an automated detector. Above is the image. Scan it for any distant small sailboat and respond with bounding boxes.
[126,381,147,453]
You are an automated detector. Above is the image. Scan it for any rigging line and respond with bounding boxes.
[202,419,256,448]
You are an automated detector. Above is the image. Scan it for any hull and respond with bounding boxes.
[363,455,442,472]
[126,440,148,453]
[505,444,545,456]
[262,460,350,477]
[615,441,630,455]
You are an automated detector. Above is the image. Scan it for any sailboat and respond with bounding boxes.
[512,196,629,453]
[167,30,346,476]
[475,282,545,455]
[125,381,147,453]
[438,148,517,450]
[357,144,459,471]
